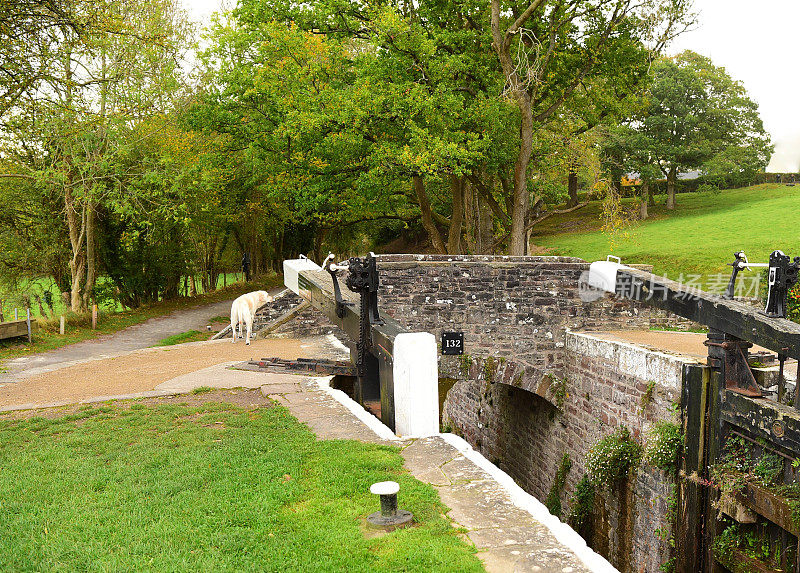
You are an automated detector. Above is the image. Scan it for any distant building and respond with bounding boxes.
[620,174,641,187]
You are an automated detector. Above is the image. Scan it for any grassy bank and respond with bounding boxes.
[533,184,800,282]
[0,398,482,571]
[0,274,283,364]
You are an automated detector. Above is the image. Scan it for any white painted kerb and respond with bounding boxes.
[392,332,439,438]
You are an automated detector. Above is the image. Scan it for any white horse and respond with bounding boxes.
[230,290,273,345]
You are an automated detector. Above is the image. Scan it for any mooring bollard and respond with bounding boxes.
[367,481,413,529]
[60,315,65,335]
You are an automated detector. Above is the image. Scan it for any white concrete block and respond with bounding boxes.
[283,257,322,299]
[393,332,439,438]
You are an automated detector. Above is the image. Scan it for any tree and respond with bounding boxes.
[489,0,693,253]
[0,0,84,114]
[0,0,192,312]
[624,51,772,210]
[206,0,691,256]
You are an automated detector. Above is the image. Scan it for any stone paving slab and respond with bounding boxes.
[441,455,493,484]
[155,362,271,392]
[435,480,538,530]
[257,382,302,394]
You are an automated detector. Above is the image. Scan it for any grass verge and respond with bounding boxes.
[0,275,283,364]
[0,396,482,571]
[153,330,211,347]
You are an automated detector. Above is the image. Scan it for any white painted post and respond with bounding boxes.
[14,308,18,320]
[392,332,439,438]
[59,315,65,335]
[26,308,31,343]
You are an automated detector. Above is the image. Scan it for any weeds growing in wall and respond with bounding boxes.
[549,374,568,410]
[482,356,496,383]
[713,522,782,568]
[644,421,684,473]
[585,426,642,488]
[711,436,800,527]
[544,454,572,518]
[712,436,783,501]
[458,353,473,376]
[567,475,595,539]
[639,380,656,415]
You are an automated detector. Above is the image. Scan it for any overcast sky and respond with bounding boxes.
[181,0,799,172]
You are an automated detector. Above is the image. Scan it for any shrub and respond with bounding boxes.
[567,475,595,532]
[545,454,572,518]
[644,421,684,473]
[550,375,568,409]
[585,426,642,488]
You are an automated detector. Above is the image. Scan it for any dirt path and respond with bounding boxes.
[0,335,345,410]
[1,290,281,383]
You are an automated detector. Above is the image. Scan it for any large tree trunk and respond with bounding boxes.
[62,47,87,314]
[509,97,533,256]
[465,173,496,254]
[666,167,677,210]
[82,200,96,309]
[567,165,579,208]
[478,190,493,253]
[491,1,536,256]
[463,178,477,254]
[640,182,649,220]
[65,187,87,313]
[312,228,328,265]
[413,176,446,254]
[447,175,464,254]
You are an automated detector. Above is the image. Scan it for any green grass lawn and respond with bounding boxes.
[0,275,283,364]
[0,398,482,572]
[533,184,800,282]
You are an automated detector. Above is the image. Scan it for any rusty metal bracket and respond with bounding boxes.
[729,341,763,397]
[705,333,763,397]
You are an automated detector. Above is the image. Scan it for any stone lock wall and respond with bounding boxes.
[375,254,688,391]
[371,254,696,573]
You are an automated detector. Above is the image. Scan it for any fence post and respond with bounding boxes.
[92,304,98,330]
[26,308,31,344]
[14,308,18,320]
[60,315,65,335]
[0,300,3,322]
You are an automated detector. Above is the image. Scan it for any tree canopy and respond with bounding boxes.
[0,0,777,314]
[610,50,772,211]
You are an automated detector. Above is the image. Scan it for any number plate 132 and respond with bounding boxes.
[442,332,464,355]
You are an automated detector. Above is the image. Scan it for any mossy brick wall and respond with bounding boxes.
[441,332,691,573]
[371,255,694,573]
